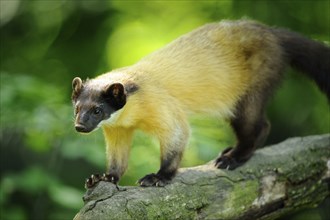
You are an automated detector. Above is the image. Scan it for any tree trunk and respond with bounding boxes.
[74,134,330,220]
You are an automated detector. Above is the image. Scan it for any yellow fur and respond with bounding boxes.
[102,126,134,177]
[101,21,281,125]
[95,20,283,180]
[73,17,329,185]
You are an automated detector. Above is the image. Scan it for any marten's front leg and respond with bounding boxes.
[85,127,133,188]
[138,118,190,187]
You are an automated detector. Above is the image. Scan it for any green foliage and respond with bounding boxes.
[0,1,329,219]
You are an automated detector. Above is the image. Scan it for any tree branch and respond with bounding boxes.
[74,134,330,220]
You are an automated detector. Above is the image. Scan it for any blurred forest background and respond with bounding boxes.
[0,0,329,220]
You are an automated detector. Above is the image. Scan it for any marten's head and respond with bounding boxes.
[71,77,128,133]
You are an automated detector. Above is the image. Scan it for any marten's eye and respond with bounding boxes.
[93,107,102,115]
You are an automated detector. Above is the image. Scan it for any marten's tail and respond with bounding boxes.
[273,28,330,100]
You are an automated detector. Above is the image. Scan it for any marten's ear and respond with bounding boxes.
[103,83,126,110]
[72,77,83,101]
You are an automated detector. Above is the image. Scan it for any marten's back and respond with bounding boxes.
[130,20,283,117]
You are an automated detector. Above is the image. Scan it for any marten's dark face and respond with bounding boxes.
[71,77,126,133]
[73,95,113,133]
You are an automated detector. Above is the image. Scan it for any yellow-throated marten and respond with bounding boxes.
[72,19,329,187]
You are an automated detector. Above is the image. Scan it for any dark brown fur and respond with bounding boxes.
[215,25,329,169]
[72,20,329,187]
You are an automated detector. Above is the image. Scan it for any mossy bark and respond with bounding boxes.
[74,134,330,220]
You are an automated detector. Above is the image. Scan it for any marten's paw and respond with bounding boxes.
[85,173,118,188]
[215,155,241,170]
[137,173,170,187]
[85,174,102,188]
[101,173,119,184]
[215,147,245,170]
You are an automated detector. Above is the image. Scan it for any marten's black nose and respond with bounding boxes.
[75,124,88,133]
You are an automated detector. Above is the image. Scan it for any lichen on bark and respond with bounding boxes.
[74,134,330,220]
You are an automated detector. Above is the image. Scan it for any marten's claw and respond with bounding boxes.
[215,146,250,170]
[85,173,119,189]
[215,155,241,170]
[85,173,102,189]
[101,173,119,184]
[137,173,170,187]
[215,147,238,170]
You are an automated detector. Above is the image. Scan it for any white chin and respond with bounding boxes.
[98,110,122,127]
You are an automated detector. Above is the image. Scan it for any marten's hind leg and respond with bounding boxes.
[215,93,271,170]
